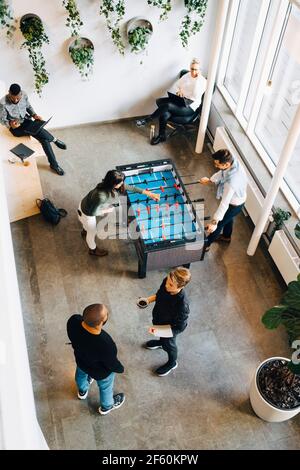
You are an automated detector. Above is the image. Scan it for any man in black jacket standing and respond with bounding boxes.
[67,304,125,415]
[139,267,191,376]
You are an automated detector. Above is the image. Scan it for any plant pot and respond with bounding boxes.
[68,37,94,78]
[20,13,42,29]
[250,357,300,422]
[126,16,153,53]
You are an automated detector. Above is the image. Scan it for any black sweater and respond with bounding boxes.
[67,315,124,380]
[152,279,190,336]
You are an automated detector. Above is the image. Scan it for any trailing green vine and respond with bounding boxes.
[62,0,83,37]
[20,15,49,96]
[69,39,94,79]
[128,26,152,53]
[99,0,125,55]
[147,0,172,22]
[0,0,16,40]
[180,0,208,48]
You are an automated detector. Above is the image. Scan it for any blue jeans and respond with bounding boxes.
[206,203,244,246]
[75,367,115,410]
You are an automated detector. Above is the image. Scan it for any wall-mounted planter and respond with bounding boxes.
[20,13,49,96]
[126,17,153,54]
[68,37,94,79]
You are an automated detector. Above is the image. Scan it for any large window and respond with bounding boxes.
[218,0,300,211]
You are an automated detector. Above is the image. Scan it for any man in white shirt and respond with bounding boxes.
[136,58,207,145]
[199,149,247,251]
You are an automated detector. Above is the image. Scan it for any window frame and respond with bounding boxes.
[217,0,300,213]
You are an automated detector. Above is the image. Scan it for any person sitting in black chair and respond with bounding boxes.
[136,58,207,145]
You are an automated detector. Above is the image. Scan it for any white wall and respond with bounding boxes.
[0,157,48,449]
[0,0,217,128]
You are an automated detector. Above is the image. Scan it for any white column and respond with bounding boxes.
[247,102,300,255]
[195,0,230,153]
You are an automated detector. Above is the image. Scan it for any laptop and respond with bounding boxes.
[10,143,34,162]
[22,116,52,136]
[167,91,193,107]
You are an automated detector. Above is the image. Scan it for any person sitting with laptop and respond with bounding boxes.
[136,58,207,145]
[0,83,66,175]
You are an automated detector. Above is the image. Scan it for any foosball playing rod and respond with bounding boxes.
[131,197,205,215]
[142,231,201,243]
[137,215,210,232]
[125,173,196,187]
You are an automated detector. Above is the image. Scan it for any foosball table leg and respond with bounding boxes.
[200,244,206,261]
[138,259,147,279]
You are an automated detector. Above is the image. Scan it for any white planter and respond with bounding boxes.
[126,17,153,53]
[250,356,300,422]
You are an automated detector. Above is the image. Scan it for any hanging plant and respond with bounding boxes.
[127,17,153,55]
[147,0,172,22]
[180,0,208,48]
[20,14,49,96]
[128,26,152,53]
[0,0,16,40]
[294,222,300,240]
[69,37,94,79]
[62,0,83,37]
[99,0,125,55]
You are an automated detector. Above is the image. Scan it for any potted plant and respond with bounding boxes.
[295,222,300,240]
[69,37,94,79]
[127,17,153,54]
[180,0,208,48]
[147,0,172,22]
[266,207,292,240]
[62,0,83,37]
[99,0,125,55]
[0,0,16,40]
[20,14,49,96]
[249,274,300,422]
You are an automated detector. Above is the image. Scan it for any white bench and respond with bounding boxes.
[0,127,44,222]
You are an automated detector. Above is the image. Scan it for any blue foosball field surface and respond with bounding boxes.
[125,169,198,245]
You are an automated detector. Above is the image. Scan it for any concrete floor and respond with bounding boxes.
[11,120,300,450]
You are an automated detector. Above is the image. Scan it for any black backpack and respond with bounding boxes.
[36,198,67,225]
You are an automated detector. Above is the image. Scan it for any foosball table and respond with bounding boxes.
[116,158,207,278]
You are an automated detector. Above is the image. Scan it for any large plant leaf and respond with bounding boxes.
[262,305,287,329]
[288,361,300,375]
[283,278,300,310]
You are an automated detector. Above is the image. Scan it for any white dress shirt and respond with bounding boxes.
[210,169,247,222]
[174,72,207,111]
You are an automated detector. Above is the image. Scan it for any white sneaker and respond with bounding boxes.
[98,393,125,415]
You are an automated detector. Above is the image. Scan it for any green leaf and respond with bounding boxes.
[288,361,300,375]
[262,305,287,329]
[283,279,300,310]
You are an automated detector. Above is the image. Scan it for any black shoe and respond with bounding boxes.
[98,393,125,415]
[89,247,108,257]
[54,139,67,150]
[77,389,88,400]
[145,340,162,350]
[155,361,178,376]
[50,165,65,175]
[136,117,150,127]
[150,134,166,145]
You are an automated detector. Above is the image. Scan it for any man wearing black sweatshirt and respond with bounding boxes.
[67,304,125,415]
[139,267,191,376]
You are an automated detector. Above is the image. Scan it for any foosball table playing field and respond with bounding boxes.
[116,158,207,278]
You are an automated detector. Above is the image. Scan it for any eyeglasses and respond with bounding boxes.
[190,68,199,71]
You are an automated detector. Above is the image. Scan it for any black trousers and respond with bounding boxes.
[157,335,178,365]
[10,119,58,168]
[150,97,194,137]
[206,203,244,246]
